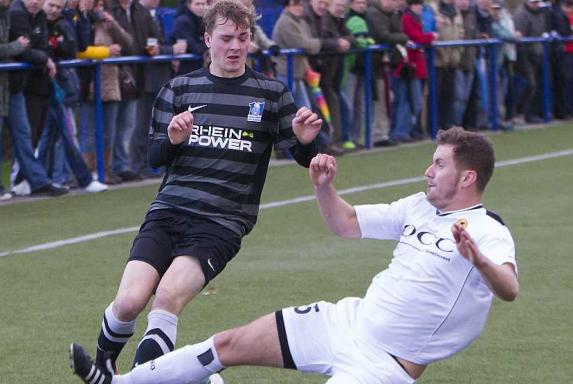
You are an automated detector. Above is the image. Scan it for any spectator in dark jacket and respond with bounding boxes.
[514,0,548,123]
[132,0,186,178]
[303,0,351,154]
[366,0,407,146]
[8,0,67,196]
[550,0,573,118]
[169,0,207,75]
[452,0,477,126]
[35,0,109,192]
[0,0,29,200]
[61,0,91,51]
[109,0,155,181]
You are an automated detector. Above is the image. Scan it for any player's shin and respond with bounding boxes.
[97,302,136,371]
[132,309,178,367]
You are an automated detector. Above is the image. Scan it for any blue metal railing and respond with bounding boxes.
[2,36,573,179]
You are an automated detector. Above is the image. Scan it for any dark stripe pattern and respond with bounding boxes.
[149,67,299,236]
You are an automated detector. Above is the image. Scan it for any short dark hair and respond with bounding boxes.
[436,127,495,193]
[203,0,256,35]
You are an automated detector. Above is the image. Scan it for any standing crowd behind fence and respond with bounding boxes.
[0,0,572,201]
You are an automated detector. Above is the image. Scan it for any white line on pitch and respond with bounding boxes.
[1,148,572,258]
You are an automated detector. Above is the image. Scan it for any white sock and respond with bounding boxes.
[132,309,178,367]
[113,336,224,384]
[106,302,137,335]
[141,309,178,351]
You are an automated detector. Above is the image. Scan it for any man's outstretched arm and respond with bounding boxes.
[452,223,520,301]
[310,154,361,238]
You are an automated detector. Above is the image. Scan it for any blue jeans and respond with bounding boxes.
[114,99,137,173]
[344,72,364,143]
[452,69,475,126]
[132,93,154,175]
[38,101,93,188]
[79,101,119,153]
[0,116,6,192]
[8,92,50,190]
[390,76,422,140]
[338,90,352,142]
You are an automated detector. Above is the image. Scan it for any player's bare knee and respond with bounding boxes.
[152,286,185,314]
[113,292,148,321]
[212,329,243,366]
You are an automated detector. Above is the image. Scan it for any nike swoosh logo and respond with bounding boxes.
[207,258,215,271]
[188,104,207,113]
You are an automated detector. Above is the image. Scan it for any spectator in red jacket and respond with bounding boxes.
[391,0,435,142]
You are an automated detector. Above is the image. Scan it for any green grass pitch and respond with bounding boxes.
[1,124,572,383]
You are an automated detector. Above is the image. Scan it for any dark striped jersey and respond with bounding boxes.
[147,66,317,237]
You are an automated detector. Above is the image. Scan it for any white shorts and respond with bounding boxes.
[277,298,416,384]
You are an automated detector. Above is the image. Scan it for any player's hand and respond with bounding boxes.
[309,153,337,187]
[292,107,322,145]
[452,223,486,268]
[168,110,194,145]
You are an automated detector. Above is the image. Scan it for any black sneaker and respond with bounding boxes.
[118,170,143,182]
[374,139,399,147]
[31,184,69,197]
[70,343,112,384]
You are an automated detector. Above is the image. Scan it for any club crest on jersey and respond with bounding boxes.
[455,218,468,229]
[247,101,265,122]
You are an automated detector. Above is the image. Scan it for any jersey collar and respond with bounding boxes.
[436,203,484,217]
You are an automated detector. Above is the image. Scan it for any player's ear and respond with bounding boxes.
[461,170,477,187]
[204,32,211,48]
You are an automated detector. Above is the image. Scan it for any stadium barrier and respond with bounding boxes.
[1,36,572,182]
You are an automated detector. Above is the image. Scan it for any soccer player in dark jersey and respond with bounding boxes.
[71,0,322,381]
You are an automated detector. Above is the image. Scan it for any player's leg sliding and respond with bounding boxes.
[71,336,224,384]
[131,309,178,367]
[119,336,223,384]
[96,302,136,371]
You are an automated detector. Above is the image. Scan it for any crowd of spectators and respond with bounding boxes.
[271,0,573,152]
[0,0,572,201]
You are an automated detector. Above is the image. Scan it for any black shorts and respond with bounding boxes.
[129,209,242,284]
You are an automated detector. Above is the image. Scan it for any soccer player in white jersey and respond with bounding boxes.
[71,127,519,384]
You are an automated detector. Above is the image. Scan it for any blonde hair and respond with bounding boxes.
[203,0,256,34]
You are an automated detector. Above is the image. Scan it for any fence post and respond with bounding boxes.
[364,47,372,149]
[426,45,437,138]
[488,41,499,131]
[93,62,105,183]
[542,37,551,122]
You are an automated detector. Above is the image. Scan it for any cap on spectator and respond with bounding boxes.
[407,0,424,5]
[491,0,505,8]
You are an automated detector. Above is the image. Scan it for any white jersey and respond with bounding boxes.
[354,192,516,365]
